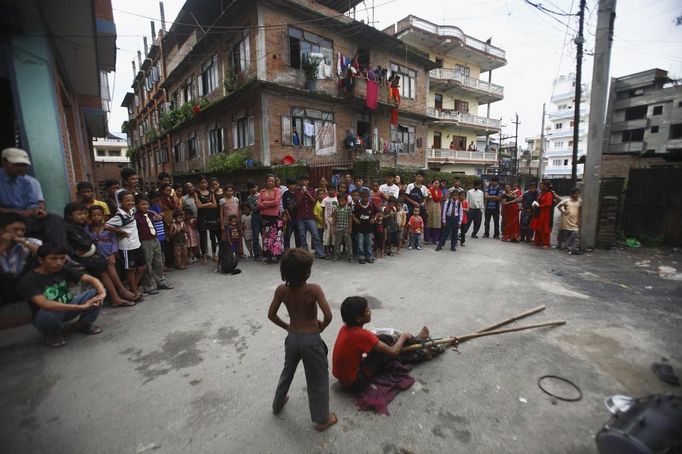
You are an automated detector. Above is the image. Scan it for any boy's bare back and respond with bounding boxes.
[269,283,332,334]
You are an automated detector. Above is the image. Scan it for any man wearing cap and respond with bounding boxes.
[0,148,67,246]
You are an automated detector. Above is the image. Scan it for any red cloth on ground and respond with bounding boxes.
[332,325,379,387]
[502,201,520,241]
[366,80,378,110]
[352,361,414,415]
[390,108,399,125]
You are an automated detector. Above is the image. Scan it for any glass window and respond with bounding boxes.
[390,124,415,153]
[232,113,255,149]
[390,63,417,100]
[232,31,251,73]
[96,149,106,157]
[208,126,224,155]
[291,108,335,147]
[288,27,332,71]
[174,142,183,162]
[455,64,470,77]
[556,123,563,130]
[653,105,663,115]
[188,134,198,159]
[200,55,218,96]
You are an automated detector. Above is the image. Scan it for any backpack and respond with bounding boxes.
[217,240,241,275]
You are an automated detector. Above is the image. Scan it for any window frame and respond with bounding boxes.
[208,125,224,155]
[390,124,416,153]
[287,26,333,71]
[231,30,251,73]
[290,108,335,148]
[188,133,198,160]
[232,111,256,149]
[200,55,219,96]
[389,62,417,100]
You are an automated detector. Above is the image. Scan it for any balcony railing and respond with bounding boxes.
[427,107,501,130]
[429,68,503,97]
[428,148,498,163]
[399,16,506,59]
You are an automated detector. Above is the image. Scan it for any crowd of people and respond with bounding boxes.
[1,146,583,348]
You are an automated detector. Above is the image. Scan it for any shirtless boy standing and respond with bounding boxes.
[268,248,337,431]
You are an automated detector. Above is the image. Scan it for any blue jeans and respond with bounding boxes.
[251,216,263,257]
[33,288,100,338]
[296,219,326,258]
[356,232,373,260]
[410,233,421,248]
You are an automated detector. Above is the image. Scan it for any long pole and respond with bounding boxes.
[582,0,617,250]
[538,103,546,180]
[512,113,520,177]
[571,0,587,184]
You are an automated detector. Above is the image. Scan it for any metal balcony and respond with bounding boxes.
[427,107,501,133]
[429,68,503,104]
[427,148,498,164]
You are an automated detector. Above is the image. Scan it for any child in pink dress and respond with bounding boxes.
[184,207,200,263]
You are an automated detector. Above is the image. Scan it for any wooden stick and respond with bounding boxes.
[401,320,566,353]
[475,305,546,334]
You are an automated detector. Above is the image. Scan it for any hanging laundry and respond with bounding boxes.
[366,80,378,110]
[292,131,300,147]
[390,108,399,126]
[303,121,315,138]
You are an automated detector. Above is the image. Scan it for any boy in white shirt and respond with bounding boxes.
[556,188,582,255]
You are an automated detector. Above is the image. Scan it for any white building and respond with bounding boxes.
[92,133,129,190]
[543,73,590,179]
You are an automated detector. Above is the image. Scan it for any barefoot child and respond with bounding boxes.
[268,248,337,431]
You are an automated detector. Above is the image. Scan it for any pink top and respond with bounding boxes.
[258,187,282,217]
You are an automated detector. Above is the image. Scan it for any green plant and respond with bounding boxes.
[145,128,160,142]
[126,145,140,159]
[224,66,241,93]
[302,54,322,80]
[207,151,248,172]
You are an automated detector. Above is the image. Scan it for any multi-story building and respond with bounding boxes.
[122,0,439,183]
[92,134,130,191]
[543,73,590,180]
[0,0,117,211]
[384,15,505,175]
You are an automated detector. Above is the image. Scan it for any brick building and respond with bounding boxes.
[122,0,440,183]
[0,0,117,211]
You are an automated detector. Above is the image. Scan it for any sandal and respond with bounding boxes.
[112,300,136,308]
[73,323,102,335]
[48,336,67,348]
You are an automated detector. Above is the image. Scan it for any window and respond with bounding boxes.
[671,123,682,140]
[208,126,224,155]
[288,27,332,72]
[455,64,470,77]
[624,105,647,120]
[553,141,564,148]
[182,78,194,103]
[432,131,441,149]
[628,88,644,98]
[622,129,645,142]
[568,140,574,148]
[390,124,415,153]
[552,159,562,166]
[678,101,682,108]
[174,141,183,162]
[156,145,169,164]
[96,149,106,157]
[108,150,121,157]
[290,108,334,148]
[555,123,563,130]
[357,48,370,67]
[563,159,569,165]
[651,126,659,133]
[558,104,568,110]
[434,94,443,110]
[652,105,663,115]
[435,58,444,68]
[454,99,469,114]
[570,121,575,128]
[199,55,218,96]
[231,31,251,73]
[389,63,417,100]
[188,134,198,159]
[233,111,255,149]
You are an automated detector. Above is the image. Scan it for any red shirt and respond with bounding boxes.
[409,215,423,234]
[332,325,379,386]
[461,199,469,225]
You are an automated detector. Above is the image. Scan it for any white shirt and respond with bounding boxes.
[379,183,400,200]
[467,189,484,210]
[405,183,428,199]
[106,207,141,250]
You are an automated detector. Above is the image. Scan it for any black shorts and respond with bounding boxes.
[119,247,146,270]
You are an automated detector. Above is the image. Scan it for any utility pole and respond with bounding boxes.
[571,0,587,184]
[582,0,617,250]
[512,113,520,177]
[538,103,546,180]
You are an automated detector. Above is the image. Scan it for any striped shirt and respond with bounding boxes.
[0,238,41,275]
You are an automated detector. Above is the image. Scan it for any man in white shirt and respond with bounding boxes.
[379,172,400,201]
[405,171,428,222]
[466,181,484,238]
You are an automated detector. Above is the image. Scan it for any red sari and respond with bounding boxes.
[501,194,520,241]
[531,190,554,247]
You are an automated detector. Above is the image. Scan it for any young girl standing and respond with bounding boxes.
[424,179,443,244]
[194,176,218,264]
[258,175,283,263]
[183,207,200,262]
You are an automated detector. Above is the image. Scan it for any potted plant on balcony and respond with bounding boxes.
[302,54,322,91]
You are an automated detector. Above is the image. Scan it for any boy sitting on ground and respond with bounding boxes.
[332,296,429,391]
[268,248,337,431]
[18,243,106,348]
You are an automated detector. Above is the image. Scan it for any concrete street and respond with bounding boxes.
[1,237,681,454]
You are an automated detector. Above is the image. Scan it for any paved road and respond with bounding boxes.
[1,238,680,454]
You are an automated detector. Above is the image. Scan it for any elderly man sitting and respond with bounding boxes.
[0,148,66,246]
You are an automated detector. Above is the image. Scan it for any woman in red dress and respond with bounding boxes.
[531,181,554,249]
[501,184,521,242]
